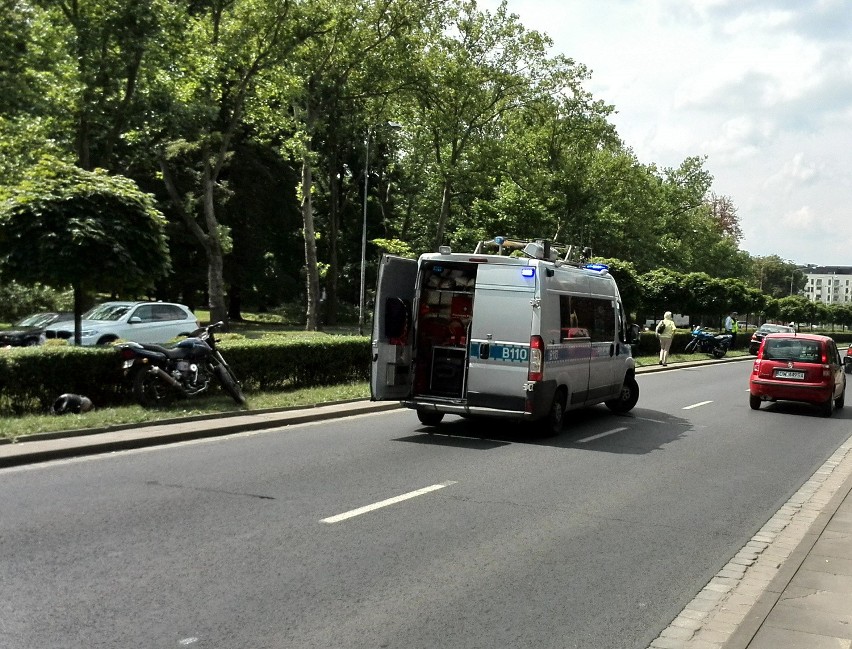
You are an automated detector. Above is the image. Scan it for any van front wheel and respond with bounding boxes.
[606,376,639,413]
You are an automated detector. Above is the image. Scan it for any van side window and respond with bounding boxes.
[559,295,588,340]
[560,295,614,342]
[592,300,616,343]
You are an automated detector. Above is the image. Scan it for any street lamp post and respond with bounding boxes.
[358,130,372,336]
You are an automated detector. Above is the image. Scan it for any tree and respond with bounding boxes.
[410,0,568,248]
[0,158,170,343]
[269,0,428,330]
[639,268,690,319]
[706,192,742,242]
[590,257,642,320]
[156,0,317,326]
[749,255,801,298]
[26,0,179,171]
[775,295,814,330]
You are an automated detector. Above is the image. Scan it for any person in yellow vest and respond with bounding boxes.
[724,311,739,348]
[656,311,676,366]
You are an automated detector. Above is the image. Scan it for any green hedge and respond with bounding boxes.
[0,336,371,416]
[0,346,128,415]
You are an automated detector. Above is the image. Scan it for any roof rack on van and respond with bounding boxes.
[472,237,592,267]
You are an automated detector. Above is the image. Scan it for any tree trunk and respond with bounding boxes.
[202,162,228,328]
[72,283,84,346]
[228,287,243,322]
[302,155,320,331]
[325,153,340,326]
[435,177,452,249]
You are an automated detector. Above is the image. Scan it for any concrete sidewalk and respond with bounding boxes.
[2,354,850,648]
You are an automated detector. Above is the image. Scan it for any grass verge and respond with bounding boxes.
[1,383,370,441]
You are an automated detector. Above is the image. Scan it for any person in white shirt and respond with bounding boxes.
[656,311,676,366]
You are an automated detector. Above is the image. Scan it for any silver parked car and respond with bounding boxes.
[46,301,200,346]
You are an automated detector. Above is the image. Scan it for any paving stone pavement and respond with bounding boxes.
[648,437,852,649]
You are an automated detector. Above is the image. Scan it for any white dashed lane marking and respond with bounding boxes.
[683,400,713,410]
[321,481,457,523]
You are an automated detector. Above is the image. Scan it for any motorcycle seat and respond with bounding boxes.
[137,343,186,359]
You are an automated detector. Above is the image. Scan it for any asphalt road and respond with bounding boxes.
[2,361,851,649]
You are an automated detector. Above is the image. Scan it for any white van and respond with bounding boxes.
[370,237,640,434]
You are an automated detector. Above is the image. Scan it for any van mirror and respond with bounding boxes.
[383,297,410,341]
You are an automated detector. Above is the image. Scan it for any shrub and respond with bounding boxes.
[0,335,371,416]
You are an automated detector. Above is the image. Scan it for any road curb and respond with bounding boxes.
[721,457,852,649]
[0,401,403,468]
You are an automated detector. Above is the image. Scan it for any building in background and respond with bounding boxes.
[804,266,852,305]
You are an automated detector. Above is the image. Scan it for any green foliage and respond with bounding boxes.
[774,295,815,326]
[372,238,416,259]
[0,157,171,296]
[589,257,642,318]
[0,281,74,322]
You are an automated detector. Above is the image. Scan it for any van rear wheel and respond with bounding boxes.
[417,410,444,426]
[605,375,639,413]
[542,391,566,436]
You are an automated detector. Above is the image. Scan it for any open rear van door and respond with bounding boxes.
[371,255,418,400]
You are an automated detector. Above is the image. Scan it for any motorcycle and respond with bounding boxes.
[117,321,246,408]
[684,326,732,359]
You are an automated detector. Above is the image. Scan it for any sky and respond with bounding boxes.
[479,0,852,267]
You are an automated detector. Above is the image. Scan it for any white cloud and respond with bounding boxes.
[484,0,852,265]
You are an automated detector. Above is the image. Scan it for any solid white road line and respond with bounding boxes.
[683,400,713,410]
[320,481,458,524]
[576,427,628,443]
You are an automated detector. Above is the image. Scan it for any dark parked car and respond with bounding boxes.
[749,333,846,417]
[748,323,795,354]
[0,312,72,347]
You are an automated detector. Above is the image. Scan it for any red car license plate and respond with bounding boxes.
[775,370,805,380]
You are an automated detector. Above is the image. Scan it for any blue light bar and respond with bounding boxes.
[584,263,609,272]
[494,236,505,245]
[521,267,535,278]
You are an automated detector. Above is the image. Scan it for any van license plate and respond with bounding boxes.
[775,370,804,380]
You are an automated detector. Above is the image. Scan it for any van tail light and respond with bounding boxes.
[528,335,544,382]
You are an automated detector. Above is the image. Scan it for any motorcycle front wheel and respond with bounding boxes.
[132,367,175,408]
[214,365,247,406]
[684,339,697,353]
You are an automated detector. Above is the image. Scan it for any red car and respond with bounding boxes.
[749,333,846,417]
